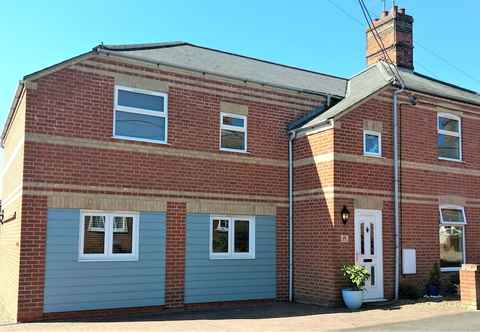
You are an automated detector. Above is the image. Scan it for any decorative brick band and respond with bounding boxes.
[165,202,187,308]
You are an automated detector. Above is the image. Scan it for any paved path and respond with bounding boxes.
[0,302,475,332]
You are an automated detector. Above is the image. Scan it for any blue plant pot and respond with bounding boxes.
[342,288,363,310]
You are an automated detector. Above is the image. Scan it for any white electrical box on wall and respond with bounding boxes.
[402,248,416,274]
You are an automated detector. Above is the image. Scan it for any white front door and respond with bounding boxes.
[354,209,384,301]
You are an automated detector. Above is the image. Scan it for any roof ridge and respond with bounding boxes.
[99,41,348,81]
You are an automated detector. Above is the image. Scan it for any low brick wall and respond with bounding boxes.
[460,264,480,310]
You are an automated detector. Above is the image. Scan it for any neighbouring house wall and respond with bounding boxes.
[44,209,166,313]
[333,88,480,297]
[184,213,276,303]
[0,90,26,322]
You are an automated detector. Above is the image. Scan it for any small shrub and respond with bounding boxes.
[399,281,421,299]
[341,264,370,291]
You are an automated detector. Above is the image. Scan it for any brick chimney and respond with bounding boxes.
[366,6,414,69]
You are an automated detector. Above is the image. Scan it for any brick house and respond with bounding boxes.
[1,6,479,322]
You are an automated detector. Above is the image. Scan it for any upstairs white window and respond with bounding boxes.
[363,130,382,157]
[437,113,461,161]
[210,216,255,259]
[80,211,139,261]
[114,86,168,144]
[439,205,466,272]
[220,113,247,152]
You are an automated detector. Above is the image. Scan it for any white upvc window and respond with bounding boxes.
[219,112,247,152]
[363,130,382,157]
[113,85,168,144]
[209,215,255,259]
[439,205,466,272]
[437,113,462,161]
[79,211,139,262]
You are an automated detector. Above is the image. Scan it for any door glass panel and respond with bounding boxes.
[371,266,375,286]
[360,223,365,255]
[370,222,375,254]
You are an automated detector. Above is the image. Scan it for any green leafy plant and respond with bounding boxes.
[341,264,370,291]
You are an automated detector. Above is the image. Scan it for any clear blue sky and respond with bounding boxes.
[0,0,479,131]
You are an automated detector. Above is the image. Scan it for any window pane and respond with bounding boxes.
[223,116,244,128]
[221,129,245,150]
[212,219,229,253]
[439,117,459,132]
[112,216,133,254]
[439,225,464,268]
[365,134,380,154]
[234,220,250,253]
[438,134,460,159]
[118,89,164,112]
[84,216,105,254]
[441,209,464,223]
[115,111,166,141]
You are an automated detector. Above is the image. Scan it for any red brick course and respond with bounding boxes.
[17,195,48,322]
[165,202,187,308]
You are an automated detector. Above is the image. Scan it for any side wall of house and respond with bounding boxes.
[0,90,26,322]
[16,55,325,320]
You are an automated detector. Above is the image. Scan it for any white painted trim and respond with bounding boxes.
[79,210,139,262]
[113,85,168,144]
[363,130,382,157]
[219,112,247,153]
[209,215,255,259]
[437,112,462,161]
[1,137,24,177]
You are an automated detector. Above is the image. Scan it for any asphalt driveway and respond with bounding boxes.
[0,301,475,332]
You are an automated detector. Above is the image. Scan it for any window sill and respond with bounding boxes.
[209,255,255,260]
[440,267,460,272]
[438,157,464,163]
[78,256,139,262]
[363,153,384,159]
[112,135,169,145]
[219,148,249,154]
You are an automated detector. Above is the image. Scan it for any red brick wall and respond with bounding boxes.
[165,202,186,308]
[17,195,48,322]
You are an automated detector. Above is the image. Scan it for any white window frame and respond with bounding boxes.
[209,215,255,259]
[438,204,466,272]
[113,85,168,144]
[79,210,139,262]
[219,112,248,153]
[437,113,462,162]
[363,130,382,157]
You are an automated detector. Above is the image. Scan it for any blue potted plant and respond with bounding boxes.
[341,264,370,310]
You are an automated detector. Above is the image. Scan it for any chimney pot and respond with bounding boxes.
[366,6,414,69]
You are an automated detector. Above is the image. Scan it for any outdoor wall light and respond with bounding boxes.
[341,206,350,224]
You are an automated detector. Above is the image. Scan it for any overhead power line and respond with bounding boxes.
[326,0,480,90]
